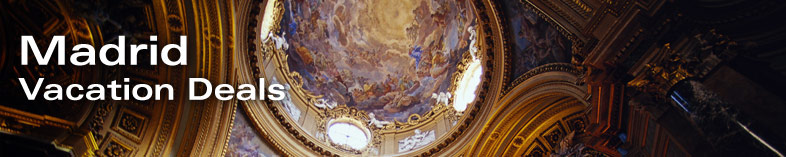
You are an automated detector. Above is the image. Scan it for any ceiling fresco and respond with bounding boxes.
[278,0,477,121]
[227,108,279,157]
[499,0,572,81]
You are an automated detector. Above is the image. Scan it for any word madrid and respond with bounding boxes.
[19,35,285,101]
[21,35,186,66]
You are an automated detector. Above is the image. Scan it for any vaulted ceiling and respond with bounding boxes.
[2,0,786,156]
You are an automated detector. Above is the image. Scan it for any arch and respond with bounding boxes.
[470,66,588,156]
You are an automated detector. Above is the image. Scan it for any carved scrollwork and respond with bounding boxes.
[105,141,132,157]
[627,29,738,97]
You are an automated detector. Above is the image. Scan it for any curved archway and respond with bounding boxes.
[471,65,590,156]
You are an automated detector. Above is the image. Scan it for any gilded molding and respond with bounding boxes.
[239,0,504,155]
[503,63,581,96]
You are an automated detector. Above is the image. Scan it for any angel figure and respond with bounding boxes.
[467,26,478,59]
[368,113,391,128]
[314,98,336,109]
[263,32,289,50]
[432,92,452,106]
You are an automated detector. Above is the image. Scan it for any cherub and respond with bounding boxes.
[432,92,452,106]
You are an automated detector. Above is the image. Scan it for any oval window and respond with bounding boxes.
[453,59,483,112]
[327,122,369,150]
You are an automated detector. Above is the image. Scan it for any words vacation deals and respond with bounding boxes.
[19,78,286,101]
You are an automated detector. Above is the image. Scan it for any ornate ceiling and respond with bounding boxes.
[0,0,235,156]
[499,0,573,83]
[276,0,478,122]
[0,0,624,156]
[233,0,588,156]
[241,0,490,155]
[5,0,784,156]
